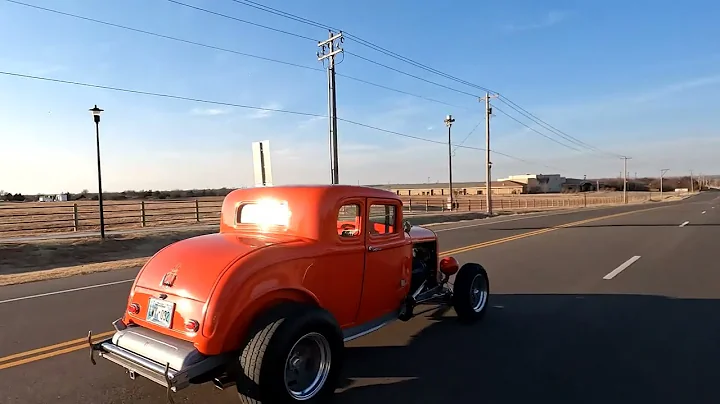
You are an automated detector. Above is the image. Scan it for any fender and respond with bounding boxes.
[201,287,320,355]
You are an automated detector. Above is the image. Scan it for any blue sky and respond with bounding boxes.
[1,0,719,194]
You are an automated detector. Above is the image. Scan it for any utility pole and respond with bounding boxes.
[690,170,694,193]
[660,168,669,202]
[621,156,631,203]
[444,114,456,210]
[317,30,343,185]
[480,92,497,215]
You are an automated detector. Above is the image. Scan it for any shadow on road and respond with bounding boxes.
[336,293,720,404]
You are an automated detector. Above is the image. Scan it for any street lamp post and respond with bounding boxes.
[89,105,105,239]
[444,114,455,211]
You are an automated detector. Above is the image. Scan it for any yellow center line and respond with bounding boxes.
[0,203,672,371]
[0,331,115,370]
[439,204,669,257]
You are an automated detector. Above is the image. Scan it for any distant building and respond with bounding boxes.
[497,174,566,193]
[370,181,527,196]
[38,193,69,202]
[370,174,596,196]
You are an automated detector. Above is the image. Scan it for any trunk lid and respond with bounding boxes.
[134,233,288,303]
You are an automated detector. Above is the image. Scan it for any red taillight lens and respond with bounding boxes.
[127,303,140,315]
[184,319,199,332]
[439,256,460,275]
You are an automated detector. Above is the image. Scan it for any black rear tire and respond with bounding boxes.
[452,263,490,323]
[235,303,345,404]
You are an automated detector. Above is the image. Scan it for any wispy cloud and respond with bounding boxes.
[190,107,230,116]
[630,75,720,103]
[297,115,326,129]
[502,10,572,33]
[247,102,283,119]
[28,65,67,76]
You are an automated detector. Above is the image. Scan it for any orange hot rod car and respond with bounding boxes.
[88,185,490,404]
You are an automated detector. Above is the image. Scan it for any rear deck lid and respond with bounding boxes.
[133,233,286,302]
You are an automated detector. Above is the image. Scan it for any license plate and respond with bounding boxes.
[146,298,175,328]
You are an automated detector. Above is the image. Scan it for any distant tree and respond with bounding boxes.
[12,193,24,201]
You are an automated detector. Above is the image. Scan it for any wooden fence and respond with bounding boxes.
[0,193,651,238]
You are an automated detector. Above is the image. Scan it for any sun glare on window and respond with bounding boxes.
[238,199,291,227]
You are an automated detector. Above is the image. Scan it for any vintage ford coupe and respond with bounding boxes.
[88,185,490,403]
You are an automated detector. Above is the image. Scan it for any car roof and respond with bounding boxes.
[219,185,403,239]
[225,184,401,201]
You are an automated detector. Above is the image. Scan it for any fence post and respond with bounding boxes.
[141,201,146,227]
[73,203,79,232]
[195,199,200,222]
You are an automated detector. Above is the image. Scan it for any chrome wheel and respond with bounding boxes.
[283,332,332,401]
[469,274,488,312]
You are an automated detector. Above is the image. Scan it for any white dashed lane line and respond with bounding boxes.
[603,256,642,280]
[0,279,134,305]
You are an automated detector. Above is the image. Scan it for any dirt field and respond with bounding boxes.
[0,192,663,238]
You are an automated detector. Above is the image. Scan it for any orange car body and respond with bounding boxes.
[120,185,438,356]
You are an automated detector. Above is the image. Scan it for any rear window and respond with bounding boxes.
[237,199,291,227]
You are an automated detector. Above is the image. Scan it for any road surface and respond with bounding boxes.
[1,191,719,404]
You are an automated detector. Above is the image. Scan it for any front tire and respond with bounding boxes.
[452,263,490,323]
[235,303,344,404]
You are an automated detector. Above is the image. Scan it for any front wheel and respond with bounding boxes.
[452,263,490,323]
[235,304,345,404]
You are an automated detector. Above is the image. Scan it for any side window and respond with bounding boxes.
[369,204,397,235]
[337,204,361,238]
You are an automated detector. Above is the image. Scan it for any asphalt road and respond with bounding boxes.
[1,191,719,404]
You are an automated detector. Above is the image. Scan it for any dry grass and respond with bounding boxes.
[0,228,216,285]
[0,197,224,238]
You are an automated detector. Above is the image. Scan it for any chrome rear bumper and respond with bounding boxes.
[89,322,233,400]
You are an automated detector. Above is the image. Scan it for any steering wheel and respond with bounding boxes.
[340,223,357,236]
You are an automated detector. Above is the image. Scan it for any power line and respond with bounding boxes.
[3,0,471,111]
[0,70,320,117]
[227,0,333,31]
[337,73,473,111]
[452,120,483,153]
[218,0,615,158]
[0,70,561,171]
[165,0,318,42]
[495,96,621,157]
[164,0,486,99]
[345,52,480,98]
[492,105,582,152]
[3,0,320,72]
[223,0,496,94]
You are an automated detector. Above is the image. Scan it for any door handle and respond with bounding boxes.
[368,246,382,252]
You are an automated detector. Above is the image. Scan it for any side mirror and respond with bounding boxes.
[403,220,412,233]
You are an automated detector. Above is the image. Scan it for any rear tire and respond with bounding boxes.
[452,263,490,323]
[235,303,344,404]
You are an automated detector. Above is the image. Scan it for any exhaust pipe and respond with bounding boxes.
[212,375,236,390]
